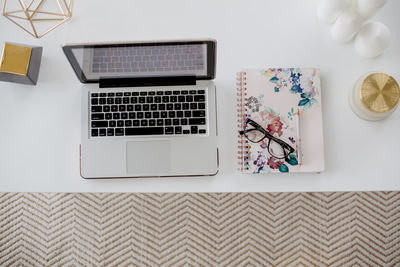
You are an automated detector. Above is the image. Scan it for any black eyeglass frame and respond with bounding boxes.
[239,119,295,160]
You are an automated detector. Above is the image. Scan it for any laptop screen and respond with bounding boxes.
[62,40,216,83]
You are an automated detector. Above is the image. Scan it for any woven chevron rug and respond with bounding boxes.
[0,192,399,266]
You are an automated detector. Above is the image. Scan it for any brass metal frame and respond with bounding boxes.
[2,0,73,38]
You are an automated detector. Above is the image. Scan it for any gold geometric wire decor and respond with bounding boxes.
[2,0,73,38]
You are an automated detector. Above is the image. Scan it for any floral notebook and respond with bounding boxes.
[237,68,325,173]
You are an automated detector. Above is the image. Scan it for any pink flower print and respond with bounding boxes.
[267,117,283,137]
[267,157,283,169]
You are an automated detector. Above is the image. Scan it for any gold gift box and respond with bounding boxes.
[0,43,42,85]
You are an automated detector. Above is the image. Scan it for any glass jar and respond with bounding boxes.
[348,72,400,120]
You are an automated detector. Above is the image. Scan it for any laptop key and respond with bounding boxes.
[198,103,206,109]
[115,128,124,136]
[91,98,98,105]
[173,119,180,125]
[111,105,118,112]
[117,120,124,127]
[145,112,152,118]
[92,106,102,112]
[189,118,206,125]
[194,95,205,102]
[113,113,120,119]
[165,127,173,134]
[174,126,182,134]
[91,113,104,120]
[92,121,108,128]
[149,119,156,126]
[137,112,144,119]
[125,120,132,127]
[109,121,116,127]
[191,126,198,134]
[157,119,163,126]
[165,119,172,126]
[107,128,114,136]
[103,105,110,112]
[192,110,205,117]
[99,129,106,136]
[141,120,148,126]
[181,118,188,125]
[105,113,112,119]
[183,130,190,134]
[121,113,128,119]
[125,127,164,135]
[91,129,98,136]
[132,120,139,126]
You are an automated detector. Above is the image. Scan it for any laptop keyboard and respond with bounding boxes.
[90,89,207,137]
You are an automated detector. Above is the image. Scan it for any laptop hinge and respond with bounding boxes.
[99,76,196,88]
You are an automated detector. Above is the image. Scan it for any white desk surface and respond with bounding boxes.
[1,0,399,192]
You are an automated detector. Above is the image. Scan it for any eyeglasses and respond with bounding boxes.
[239,119,295,160]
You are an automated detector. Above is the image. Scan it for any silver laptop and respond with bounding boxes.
[62,39,219,178]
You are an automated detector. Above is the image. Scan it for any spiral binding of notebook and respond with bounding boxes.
[236,72,250,172]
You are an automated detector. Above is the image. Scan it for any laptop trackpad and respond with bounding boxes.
[126,141,171,175]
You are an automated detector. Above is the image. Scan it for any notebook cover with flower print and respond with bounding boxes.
[237,68,325,173]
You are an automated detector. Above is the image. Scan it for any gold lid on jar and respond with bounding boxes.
[360,73,400,113]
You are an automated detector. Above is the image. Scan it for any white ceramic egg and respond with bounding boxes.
[357,0,388,19]
[354,21,391,58]
[317,0,350,24]
[331,11,363,43]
